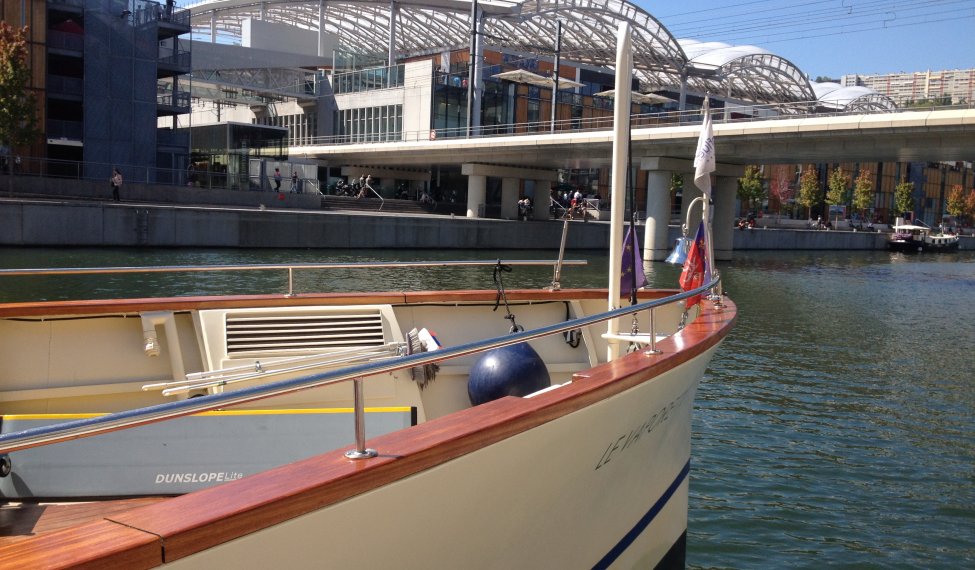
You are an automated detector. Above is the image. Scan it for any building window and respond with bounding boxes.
[332,64,406,95]
[337,105,403,142]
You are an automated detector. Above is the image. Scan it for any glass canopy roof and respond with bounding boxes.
[184,0,893,111]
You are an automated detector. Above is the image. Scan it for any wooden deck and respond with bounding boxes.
[0,498,166,547]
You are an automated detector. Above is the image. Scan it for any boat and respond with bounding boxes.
[0,258,734,568]
[0,23,736,568]
[887,221,960,252]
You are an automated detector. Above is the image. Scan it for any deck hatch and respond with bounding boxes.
[225,311,386,355]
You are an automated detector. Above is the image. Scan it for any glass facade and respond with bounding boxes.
[336,105,403,143]
[333,64,405,94]
[186,123,287,190]
[433,81,468,137]
[255,113,319,146]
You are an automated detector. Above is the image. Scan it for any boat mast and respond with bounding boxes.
[607,22,633,361]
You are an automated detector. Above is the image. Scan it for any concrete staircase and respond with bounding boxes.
[320,195,465,216]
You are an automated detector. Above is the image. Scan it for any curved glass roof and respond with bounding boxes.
[184,0,892,111]
[813,82,897,112]
[674,39,815,106]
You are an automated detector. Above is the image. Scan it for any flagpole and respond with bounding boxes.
[607,22,632,361]
[694,96,718,299]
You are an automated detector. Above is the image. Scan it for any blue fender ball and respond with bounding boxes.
[468,342,551,405]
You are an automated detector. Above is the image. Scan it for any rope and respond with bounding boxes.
[563,301,580,347]
[492,261,522,332]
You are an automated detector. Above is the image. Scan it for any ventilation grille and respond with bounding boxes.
[225,311,386,355]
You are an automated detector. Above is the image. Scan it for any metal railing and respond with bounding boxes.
[299,99,975,147]
[0,259,588,297]
[5,100,973,196]
[0,273,721,458]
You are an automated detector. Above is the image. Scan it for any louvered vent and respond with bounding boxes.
[225,311,386,355]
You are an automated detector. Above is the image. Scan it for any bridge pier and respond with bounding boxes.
[462,163,559,219]
[500,177,519,219]
[640,158,742,262]
[466,174,487,218]
[643,170,672,261]
[713,175,737,261]
[532,180,551,220]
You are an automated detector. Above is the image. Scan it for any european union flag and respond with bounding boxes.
[621,226,647,295]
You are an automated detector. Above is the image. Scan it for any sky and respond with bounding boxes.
[638,0,975,79]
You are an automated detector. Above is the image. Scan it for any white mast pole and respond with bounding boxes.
[607,23,633,361]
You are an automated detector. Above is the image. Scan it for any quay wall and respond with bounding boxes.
[0,198,972,252]
[0,171,975,250]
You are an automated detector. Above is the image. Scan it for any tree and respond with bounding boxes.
[946,184,965,222]
[768,164,795,216]
[0,23,39,196]
[736,164,765,215]
[669,172,683,196]
[966,189,975,227]
[825,167,851,216]
[796,165,819,219]
[851,169,874,219]
[894,181,915,217]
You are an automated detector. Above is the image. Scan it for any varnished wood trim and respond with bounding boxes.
[0,520,161,570]
[0,288,676,318]
[105,298,736,563]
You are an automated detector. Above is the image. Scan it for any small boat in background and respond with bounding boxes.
[888,221,960,252]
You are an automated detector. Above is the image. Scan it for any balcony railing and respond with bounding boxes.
[46,119,83,141]
[46,30,84,53]
[157,89,191,111]
[46,74,84,97]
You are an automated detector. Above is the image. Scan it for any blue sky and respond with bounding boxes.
[639,0,975,79]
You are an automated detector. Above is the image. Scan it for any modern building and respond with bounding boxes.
[1,0,192,181]
[175,0,909,215]
[5,0,969,228]
[842,69,975,106]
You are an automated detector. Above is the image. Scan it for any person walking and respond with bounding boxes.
[290,171,299,193]
[111,168,123,202]
[273,168,282,191]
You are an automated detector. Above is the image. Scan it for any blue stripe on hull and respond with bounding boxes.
[592,460,691,570]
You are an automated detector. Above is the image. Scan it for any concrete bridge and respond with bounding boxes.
[291,107,975,260]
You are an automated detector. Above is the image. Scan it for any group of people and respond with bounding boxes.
[272,168,302,194]
[559,189,590,220]
[517,198,533,221]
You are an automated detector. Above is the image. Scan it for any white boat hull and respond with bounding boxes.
[164,350,711,569]
[0,289,735,568]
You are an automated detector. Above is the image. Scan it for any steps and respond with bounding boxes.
[320,195,466,216]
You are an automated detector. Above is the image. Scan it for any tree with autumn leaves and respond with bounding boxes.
[0,22,39,195]
[946,183,975,227]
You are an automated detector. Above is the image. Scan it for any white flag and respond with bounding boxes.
[693,98,715,197]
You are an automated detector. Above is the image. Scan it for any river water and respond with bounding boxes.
[1,246,973,567]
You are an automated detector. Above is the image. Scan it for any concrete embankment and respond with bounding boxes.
[3,198,973,251]
[0,199,611,249]
[1,175,972,251]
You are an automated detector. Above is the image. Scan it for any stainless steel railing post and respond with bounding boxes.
[550,219,570,290]
[344,378,377,460]
[645,307,661,355]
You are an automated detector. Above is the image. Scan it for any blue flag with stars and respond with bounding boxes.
[621,226,647,294]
